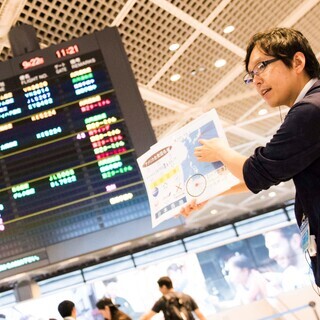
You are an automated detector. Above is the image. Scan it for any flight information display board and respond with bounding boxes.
[0,27,156,228]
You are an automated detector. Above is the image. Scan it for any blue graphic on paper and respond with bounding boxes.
[180,121,222,197]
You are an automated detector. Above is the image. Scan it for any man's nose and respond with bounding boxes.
[252,73,263,86]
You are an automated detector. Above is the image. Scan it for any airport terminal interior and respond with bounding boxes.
[1,0,320,319]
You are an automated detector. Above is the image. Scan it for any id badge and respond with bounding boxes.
[300,216,310,252]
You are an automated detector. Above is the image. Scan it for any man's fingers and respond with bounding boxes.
[180,199,207,217]
[180,207,189,217]
[197,200,208,209]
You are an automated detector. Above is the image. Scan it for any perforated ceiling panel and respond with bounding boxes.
[153,32,242,103]
[210,0,303,48]
[120,0,195,85]
[19,0,126,45]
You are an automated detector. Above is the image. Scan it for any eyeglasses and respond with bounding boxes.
[243,58,279,85]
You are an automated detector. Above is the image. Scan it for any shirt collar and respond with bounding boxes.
[294,78,318,104]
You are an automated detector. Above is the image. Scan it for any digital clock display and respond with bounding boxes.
[20,56,45,70]
[55,44,79,58]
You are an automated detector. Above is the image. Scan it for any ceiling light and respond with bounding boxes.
[268,191,276,198]
[170,74,181,81]
[210,209,218,215]
[258,108,268,116]
[214,59,226,68]
[191,66,206,76]
[169,43,180,51]
[223,25,235,34]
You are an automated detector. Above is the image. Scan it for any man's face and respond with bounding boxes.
[71,307,77,319]
[247,46,299,108]
[98,306,111,320]
[159,285,169,295]
[226,262,249,285]
[264,231,292,269]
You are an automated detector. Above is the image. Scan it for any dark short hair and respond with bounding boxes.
[227,254,254,270]
[96,297,119,310]
[245,27,320,79]
[157,276,173,289]
[58,300,75,318]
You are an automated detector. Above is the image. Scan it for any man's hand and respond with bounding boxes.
[179,199,208,217]
[195,137,247,181]
[194,138,229,162]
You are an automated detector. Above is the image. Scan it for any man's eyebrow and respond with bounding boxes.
[249,59,264,69]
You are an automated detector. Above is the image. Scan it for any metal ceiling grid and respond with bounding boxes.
[153,32,242,103]
[145,100,177,121]
[242,115,282,137]
[119,0,195,85]
[225,131,250,148]
[216,94,263,123]
[18,0,125,46]
[209,0,303,49]
[211,73,250,104]
[169,0,222,22]
[235,101,275,123]
[293,2,320,55]
[0,46,10,61]
[152,121,176,138]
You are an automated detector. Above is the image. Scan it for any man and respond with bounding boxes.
[180,27,320,286]
[57,300,76,320]
[264,225,310,291]
[96,297,132,320]
[140,276,206,320]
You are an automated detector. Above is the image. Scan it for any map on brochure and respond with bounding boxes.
[137,109,239,227]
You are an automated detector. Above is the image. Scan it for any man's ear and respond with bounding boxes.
[292,51,306,74]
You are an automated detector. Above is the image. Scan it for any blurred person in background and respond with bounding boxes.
[264,225,311,291]
[58,300,77,320]
[140,276,206,320]
[225,254,269,304]
[96,297,131,320]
